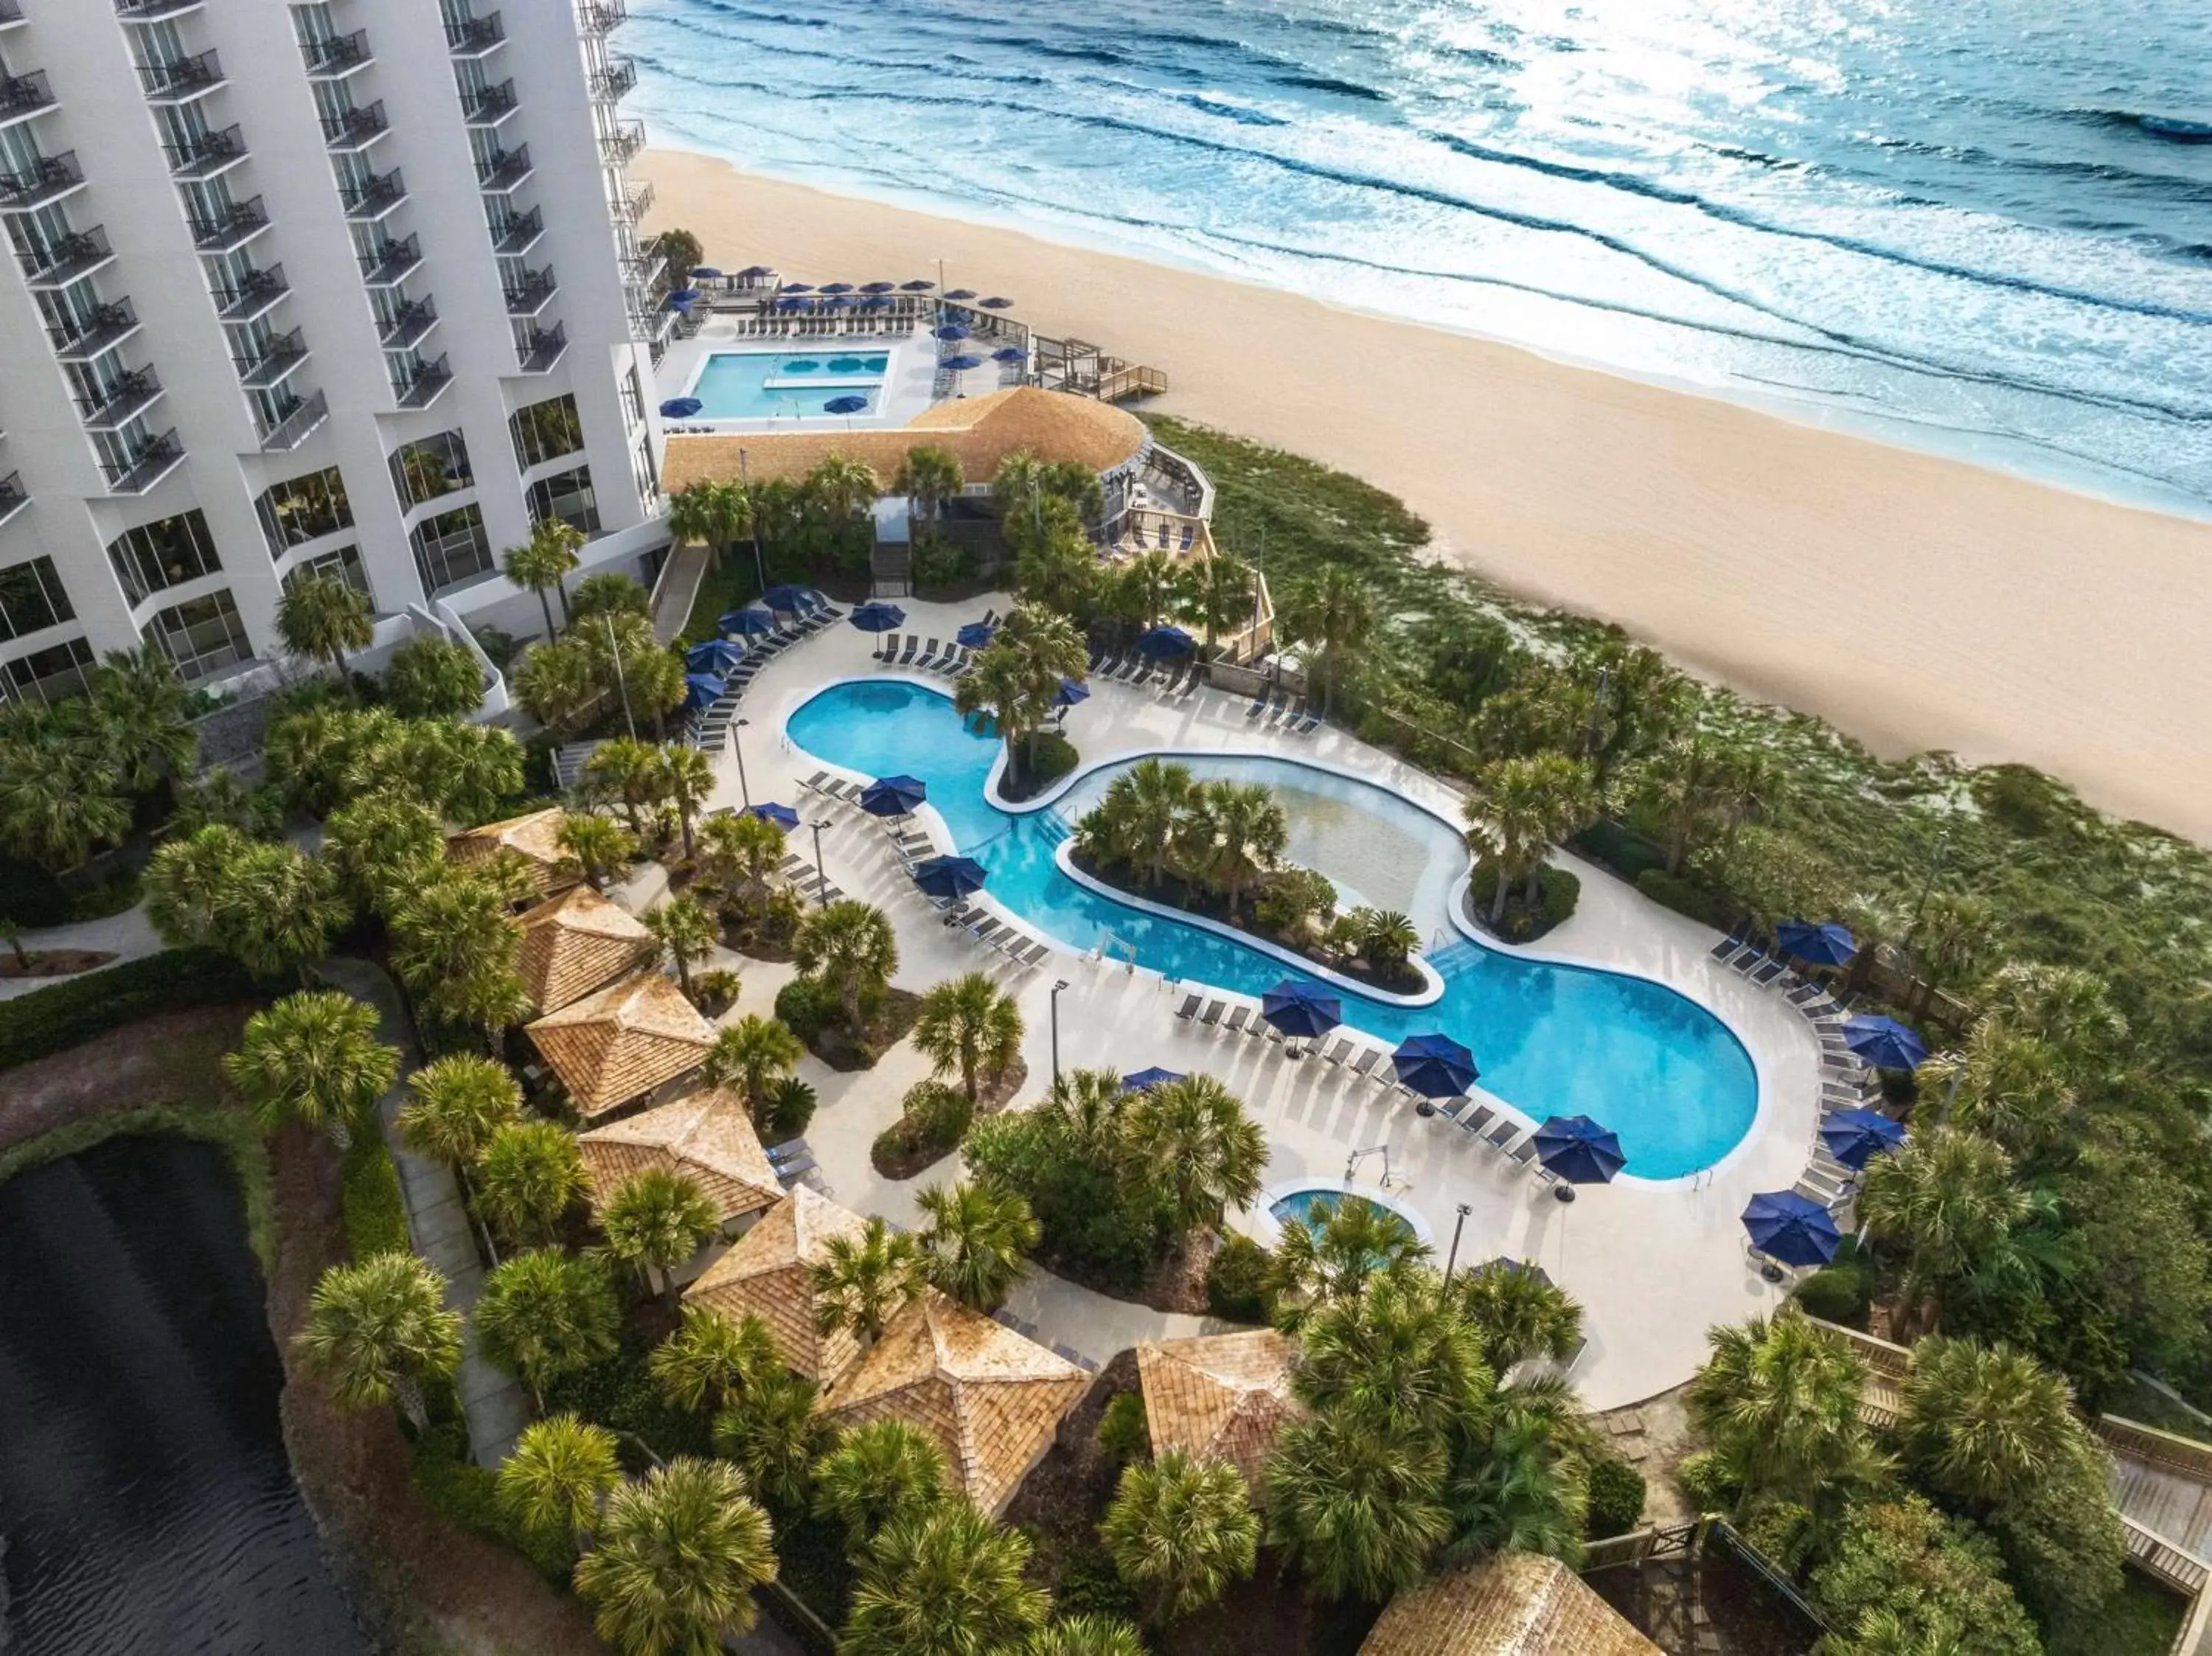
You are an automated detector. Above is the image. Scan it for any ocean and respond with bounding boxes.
[625,0,2212,514]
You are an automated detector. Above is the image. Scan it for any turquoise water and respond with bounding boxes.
[785,679,1758,1177]
[1269,1189,1412,1238]
[688,349,888,420]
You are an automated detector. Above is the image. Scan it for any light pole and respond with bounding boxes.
[602,612,636,739]
[810,819,830,907]
[1442,1203,1472,1284]
[731,717,751,807]
[1049,978,1068,1082]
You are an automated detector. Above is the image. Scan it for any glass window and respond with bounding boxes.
[410,503,493,594]
[630,428,658,511]
[620,364,645,428]
[256,463,354,554]
[0,555,75,643]
[510,392,584,470]
[282,543,370,599]
[1,635,94,707]
[142,588,251,682]
[389,429,473,511]
[107,509,220,608]
[525,465,599,536]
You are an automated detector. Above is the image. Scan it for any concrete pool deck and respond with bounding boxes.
[687,596,1825,1409]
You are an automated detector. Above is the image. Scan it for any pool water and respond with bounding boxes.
[786,679,1759,1177]
[687,349,889,420]
[1269,1189,1413,1239]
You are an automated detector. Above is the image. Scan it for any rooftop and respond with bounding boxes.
[684,1185,874,1383]
[515,884,651,1013]
[525,973,714,1118]
[578,1088,785,1227]
[1135,1329,1303,1499]
[447,807,574,895]
[1358,1553,1660,1656]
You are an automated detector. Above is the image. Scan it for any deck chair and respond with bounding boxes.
[1175,994,1202,1020]
[969,919,1003,946]
[1018,940,1049,967]
[1223,1006,1251,1034]
[874,633,901,662]
[897,637,919,666]
[1459,1104,1497,1139]
[1508,1137,1541,1167]
[1709,934,1746,960]
[1179,669,1202,700]
[1348,1048,1381,1079]
[1322,1037,1354,1066]
[1198,1000,1225,1029]
[1485,1120,1521,1152]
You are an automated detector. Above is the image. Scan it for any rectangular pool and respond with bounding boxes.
[686,349,890,421]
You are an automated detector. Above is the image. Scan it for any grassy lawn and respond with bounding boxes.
[678,552,758,647]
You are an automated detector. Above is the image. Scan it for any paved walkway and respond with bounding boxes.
[1,904,162,1001]
[319,958,531,1468]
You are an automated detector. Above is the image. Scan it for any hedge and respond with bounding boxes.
[1634,867,1733,929]
[341,1126,409,1261]
[0,947,260,1072]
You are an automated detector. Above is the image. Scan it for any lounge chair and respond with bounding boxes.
[1223,1006,1251,1035]
[775,1152,818,1185]
[1750,959,1786,986]
[1179,669,1202,700]
[1295,709,1321,734]
[1018,940,1049,967]
[1486,1121,1521,1152]
[1175,993,1202,1020]
[897,638,919,666]
[1130,661,1155,689]
[875,633,901,662]
[1459,1104,1497,1138]
[1709,934,1745,960]
[1508,1137,1540,1167]
[799,770,830,795]
[1348,1049,1381,1080]
[970,919,1003,946]
[1247,693,1268,722]
[765,1138,809,1163]
[1198,1000,1225,1029]
[1322,1037,1353,1066]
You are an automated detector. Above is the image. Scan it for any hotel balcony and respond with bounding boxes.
[164,124,248,182]
[0,1,27,32]
[358,234,421,288]
[0,150,84,214]
[378,298,438,352]
[235,327,309,392]
[190,195,271,254]
[0,473,26,529]
[300,29,372,80]
[114,0,206,21]
[137,49,226,104]
[601,121,645,168]
[460,80,518,128]
[101,428,184,496]
[577,1,627,36]
[340,168,406,221]
[515,321,566,374]
[20,226,116,290]
[591,59,637,103]
[445,13,505,58]
[321,102,388,153]
[0,69,55,130]
[76,366,164,431]
[214,265,287,325]
[491,205,544,257]
[258,389,328,453]
[474,144,532,193]
[394,354,452,410]
[504,266,557,317]
[611,180,653,226]
[49,299,144,363]
[623,244,668,291]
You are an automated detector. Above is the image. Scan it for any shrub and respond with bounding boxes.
[1538,864,1580,927]
[1206,1233,1273,1323]
[542,1337,712,1462]
[1676,1450,1736,1517]
[1585,1455,1647,1540]
[1794,1258,1873,1326]
[341,1129,408,1260]
[1467,863,1580,941]
[410,1418,574,1584]
[1256,868,1338,935]
[0,855,71,928]
[1571,818,1667,881]
[1023,731,1080,793]
[1635,867,1731,928]
[762,1076,818,1139]
[1051,1545,1143,1623]
[774,974,841,1041]
[911,537,976,594]
[383,634,486,720]
[693,967,742,1015]
[0,947,259,1072]
[1096,1391,1150,1467]
[871,1079,972,1178]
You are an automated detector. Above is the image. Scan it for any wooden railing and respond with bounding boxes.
[2098,1416,2212,1483]
[1099,363,1167,402]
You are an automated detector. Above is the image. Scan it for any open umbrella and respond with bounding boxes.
[779,282,816,293]
[825,394,869,415]
[1742,1191,1841,1273]
[934,324,972,342]
[818,294,851,310]
[761,584,815,613]
[1137,625,1195,659]
[738,265,775,279]
[686,639,746,674]
[979,296,1015,309]
[902,279,936,291]
[776,296,814,313]
[956,620,996,649]
[1532,1115,1626,1200]
[1052,677,1089,709]
[719,608,776,637]
[945,288,978,300]
[658,397,703,420]
[860,775,928,817]
[911,855,987,901]
[1121,1066,1186,1092]
[858,295,892,311]
[692,267,723,280]
[1391,1033,1478,1099]
[860,281,897,293]
[992,346,1030,363]
[849,602,905,632]
[747,802,801,830]
[682,672,727,713]
[819,282,855,295]
[1775,920,1857,968]
[1820,1107,1905,1170]
[1844,1015,1929,1071]
[1260,980,1342,1041]
[940,354,984,372]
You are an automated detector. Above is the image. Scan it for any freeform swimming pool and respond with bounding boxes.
[785,679,1759,1178]
[686,349,890,420]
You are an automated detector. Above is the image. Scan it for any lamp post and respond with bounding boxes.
[1442,1203,1472,1285]
[1049,978,1068,1082]
[810,819,830,908]
[731,717,751,807]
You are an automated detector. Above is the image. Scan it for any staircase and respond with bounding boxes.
[554,737,603,793]
[871,540,911,598]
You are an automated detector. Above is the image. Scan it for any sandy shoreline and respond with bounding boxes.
[637,149,2212,842]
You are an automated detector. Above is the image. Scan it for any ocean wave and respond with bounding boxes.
[1272,73,1390,102]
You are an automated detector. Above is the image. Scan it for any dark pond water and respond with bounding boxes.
[0,1135,368,1655]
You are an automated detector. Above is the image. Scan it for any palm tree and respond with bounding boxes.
[807,450,881,526]
[1189,780,1287,919]
[1905,891,1994,1022]
[394,719,526,825]
[322,790,445,916]
[813,1419,948,1543]
[696,810,785,916]
[701,1015,805,1119]
[574,1456,779,1656]
[474,1118,587,1245]
[397,1054,521,1178]
[276,574,375,692]
[0,721,131,872]
[843,1499,1050,1656]
[1126,1075,1267,1243]
[504,518,584,639]
[582,736,669,840]
[809,1216,922,1348]
[1349,908,1421,975]
[1294,1272,1490,1437]
[912,972,1023,1104]
[667,480,724,566]
[1269,1195,1433,1318]
[1277,566,1375,716]
[712,1371,832,1508]
[1980,960,2129,1056]
[146,822,248,946]
[498,1414,622,1548]
[1444,1406,1587,1568]
[555,813,636,891]
[212,841,350,984]
[1265,1407,1450,1601]
[1036,1067,1134,1164]
[654,742,717,860]
[1122,549,1180,630]
[1178,553,1256,654]
[955,605,1087,788]
[792,900,900,1035]
[644,894,720,1001]
[224,990,397,1151]
[512,637,602,737]
[1020,1618,1148,1656]
[1092,758,1194,888]
[1453,1260,1585,1370]
[915,1180,1039,1311]
[294,1253,462,1432]
[1857,1127,2030,1337]
[1686,1311,1882,1519]
[1013,512,1101,619]
[389,872,527,1044]
[86,644,198,792]
[474,1248,622,1406]
[1101,1450,1259,1628]
[893,444,963,529]
[1898,1335,2094,1512]
[602,1168,720,1303]
[652,1304,781,1416]
[1915,1023,2074,1156]
[1464,753,1597,923]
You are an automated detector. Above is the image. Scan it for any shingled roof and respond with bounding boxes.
[684,1186,874,1383]
[446,807,575,896]
[1136,1329,1303,1500]
[517,884,652,1013]
[525,973,714,1118]
[578,1088,784,1227]
[817,1291,1088,1516]
[1357,1553,1660,1656]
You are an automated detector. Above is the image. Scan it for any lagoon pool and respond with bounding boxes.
[785,679,1758,1177]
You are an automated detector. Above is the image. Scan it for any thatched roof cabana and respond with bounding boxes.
[684,1186,872,1383]
[816,1291,1087,1516]
[447,807,574,896]
[578,1088,784,1227]
[1357,1553,1659,1656]
[517,884,652,1013]
[525,973,714,1119]
[1135,1329,1302,1500]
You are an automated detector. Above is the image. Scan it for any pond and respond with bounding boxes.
[0,1135,367,1655]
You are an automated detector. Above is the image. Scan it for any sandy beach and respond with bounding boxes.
[638,150,2212,842]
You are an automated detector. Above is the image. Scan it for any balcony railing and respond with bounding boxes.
[340,169,406,220]
[394,354,452,410]
[163,124,246,181]
[577,0,627,35]
[613,180,654,225]
[76,366,163,431]
[490,205,543,257]
[516,321,567,374]
[622,246,667,291]
[136,49,225,102]
[601,121,645,167]
[101,428,184,495]
[235,327,308,391]
[19,226,115,289]
[591,59,637,102]
[0,150,86,212]
[259,389,328,452]
[213,265,286,324]
[445,12,505,55]
[474,144,531,192]
[0,473,25,526]
[503,267,557,316]
[0,1,26,30]
[320,102,386,150]
[0,69,55,126]
[358,234,421,287]
[459,80,516,125]
[189,195,269,254]
[49,299,142,361]
[300,29,371,78]
[378,297,438,351]
[114,0,206,19]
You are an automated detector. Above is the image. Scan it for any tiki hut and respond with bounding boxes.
[1135,1329,1302,1500]
[684,1186,872,1383]
[517,884,653,1013]
[446,806,574,897]
[816,1291,1087,1516]
[1357,1553,1659,1656]
[525,973,714,1119]
[577,1088,785,1229]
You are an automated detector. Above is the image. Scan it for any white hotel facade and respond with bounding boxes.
[0,0,672,706]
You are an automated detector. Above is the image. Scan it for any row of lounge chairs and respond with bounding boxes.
[1087,645,1204,700]
[777,849,846,908]
[765,1135,819,1191]
[939,900,1053,970]
[873,633,978,678]
[688,601,844,753]
[1247,690,1321,735]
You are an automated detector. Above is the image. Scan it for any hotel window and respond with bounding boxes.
[526,466,599,536]
[619,365,645,429]
[107,509,220,608]
[142,589,251,682]
[511,393,584,471]
[0,556,75,643]
[282,543,370,600]
[1,635,94,708]
[410,503,493,594]
[257,464,354,554]
[390,429,473,512]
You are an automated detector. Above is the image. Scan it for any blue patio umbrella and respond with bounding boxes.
[992,347,1029,363]
[779,282,815,293]
[1532,1115,1627,1197]
[934,324,972,342]
[1052,676,1089,709]
[1138,625,1195,658]
[858,295,892,310]
[1844,1015,1930,1071]
[1120,1067,1185,1093]
[667,288,702,310]
[819,281,855,294]
[860,281,897,293]
[686,639,746,673]
[1742,1191,1841,1270]
[1775,919,1857,968]
[956,620,996,649]
[818,294,851,310]
[945,288,978,300]
[1391,1033,1478,1099]
[738,265,775,279]
[859,774,928,817]
[776,296,814,313]
[746,802,801,830]
[940,355,984,372]
[849,601,905,632]
[902,279,936,291]
[692,266,723,280]
[1260,980,1342,1040]
[911,855,987,901]
[719,607,776,636]
[682,672,727,713]
[658,397,703,419]
[979,296,1015,309]
[825,394,869,414]
[761,584,815,613]
[1820,1107,1906,1170]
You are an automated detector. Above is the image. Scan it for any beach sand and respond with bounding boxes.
[639,149,2212,841]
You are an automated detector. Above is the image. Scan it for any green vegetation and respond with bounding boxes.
[0,947,257,1072]
[953,604,1091,797]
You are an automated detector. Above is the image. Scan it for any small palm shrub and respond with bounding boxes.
[763,1076,818,1139]
[1585,1455,1647,1539]
[693,967,742,1015]
[1205,1234,1273,1323]
[1097,1392,1150,1467]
